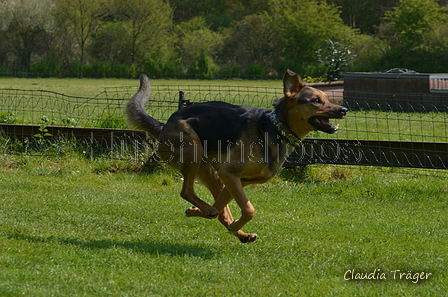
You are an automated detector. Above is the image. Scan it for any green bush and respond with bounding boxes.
[347,35,389,72]
[80,61,138,78]
[144,57,183,78]
[30,58,64,78]
[244,62,270,79]
[0,111,19,124]
[316,39,356,81]
[95,114,127,129]
[62,118,78,127]
[216,64,242,79]
[83,60,112,78]
[187,53,219,79]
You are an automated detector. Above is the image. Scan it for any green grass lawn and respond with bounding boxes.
[0,155,446,296]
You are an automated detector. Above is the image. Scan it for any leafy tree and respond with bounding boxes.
[380,0,448,71]
[109,0,173,65]
[328,0,400,34]
[89,22,129,63]
[219,13,280,71]
[87,0,174,77]
[0,0,55,73]
[176,17,223,78]
[170,0,270,30]
[268,0,356,76]
[384,0,447,45]
[55,0,107,77]
[346,34,390,72]
[421,21,448,71]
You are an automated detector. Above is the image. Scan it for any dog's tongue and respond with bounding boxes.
[318,117,338,131]
[310,116,339,133]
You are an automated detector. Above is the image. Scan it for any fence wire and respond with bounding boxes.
[0,85,447,176]
[0,88,129,128]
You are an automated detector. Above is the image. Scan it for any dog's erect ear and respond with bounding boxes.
[283,69,305,98]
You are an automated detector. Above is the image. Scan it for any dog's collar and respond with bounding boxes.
[268,110,302,146]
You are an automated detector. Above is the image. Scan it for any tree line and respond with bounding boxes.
[1,0,447,79]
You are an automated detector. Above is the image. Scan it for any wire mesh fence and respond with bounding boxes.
[0,88,129,128]
[0,85,284,127]
[0,84,447,176]
[340,92,448,143]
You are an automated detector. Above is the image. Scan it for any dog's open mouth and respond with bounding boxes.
[309,116,340,134]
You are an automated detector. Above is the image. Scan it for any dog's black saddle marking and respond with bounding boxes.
[167,101,274,152]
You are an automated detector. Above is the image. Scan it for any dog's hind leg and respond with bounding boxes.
[161,122,219,219]
[184,163,222,219]
[178,159,219,219]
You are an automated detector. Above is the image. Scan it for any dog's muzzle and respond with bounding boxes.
[309,106,348,134]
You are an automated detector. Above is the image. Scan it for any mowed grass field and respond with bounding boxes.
[0,154,446,296]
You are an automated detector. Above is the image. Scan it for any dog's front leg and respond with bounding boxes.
[210,188,256,243]
[221,205,257,243]
[218,169,255,235]
[227,200,255,232]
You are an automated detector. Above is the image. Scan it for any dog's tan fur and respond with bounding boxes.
[125,70,347,243]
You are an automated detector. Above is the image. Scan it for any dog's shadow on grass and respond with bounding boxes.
[7,233,215,259]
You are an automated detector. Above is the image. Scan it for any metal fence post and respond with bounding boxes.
[178,91,185,110]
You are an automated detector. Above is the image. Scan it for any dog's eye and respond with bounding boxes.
[311,98,321,104]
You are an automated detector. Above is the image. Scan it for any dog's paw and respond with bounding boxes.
[185,206,203,217]
[228,226,258,243]
[205,210,219,219]
[239,233,258,243]
[185,206,218,219]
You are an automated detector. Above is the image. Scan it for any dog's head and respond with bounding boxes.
[280,69,347,139]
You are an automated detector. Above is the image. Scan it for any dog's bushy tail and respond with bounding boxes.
[125,74,164,139]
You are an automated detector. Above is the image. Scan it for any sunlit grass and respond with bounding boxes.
[0,155,446,296]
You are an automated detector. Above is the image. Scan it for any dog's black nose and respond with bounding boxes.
[339,107,348,115]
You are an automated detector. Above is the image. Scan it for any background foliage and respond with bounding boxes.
[1,0,448,78]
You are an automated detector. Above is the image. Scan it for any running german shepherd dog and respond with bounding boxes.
[125,70,347,243]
